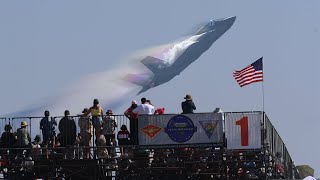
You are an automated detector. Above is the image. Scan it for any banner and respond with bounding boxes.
[225,113,262,149]
[138,113,223,145]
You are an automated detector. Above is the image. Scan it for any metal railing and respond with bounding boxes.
[264,113,299,179]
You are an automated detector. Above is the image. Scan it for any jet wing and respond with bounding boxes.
[124,73,152,86]
[141,56,166,74]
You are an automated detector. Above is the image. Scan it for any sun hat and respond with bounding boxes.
[82,108,89,113]
[184,94,192,100]
[21,121,28,127]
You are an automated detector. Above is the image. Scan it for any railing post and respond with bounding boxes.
[29,117,32,139]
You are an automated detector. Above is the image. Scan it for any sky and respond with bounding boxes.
[0,0,319,177]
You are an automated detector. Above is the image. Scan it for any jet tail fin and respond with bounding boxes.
[141,56,164,74]
[124,73,151,86]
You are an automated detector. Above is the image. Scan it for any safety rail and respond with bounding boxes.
[264,114,299,179]
[0,112,299,179]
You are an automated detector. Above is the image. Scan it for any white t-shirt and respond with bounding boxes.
[132,104,154,115]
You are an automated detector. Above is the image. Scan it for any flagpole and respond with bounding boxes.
[262,56,265,114]
[262,80,265,113]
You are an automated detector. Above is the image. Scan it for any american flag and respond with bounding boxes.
[233,57,263,87]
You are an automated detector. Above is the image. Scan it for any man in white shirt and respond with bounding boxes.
[132,97,154,115]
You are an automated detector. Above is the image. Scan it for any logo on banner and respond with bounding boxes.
[141,124,162,138]
[199,121,218,139]
[165,115,197,143]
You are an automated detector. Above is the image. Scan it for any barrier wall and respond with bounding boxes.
[138,113,223,146]
[225,112,262,149]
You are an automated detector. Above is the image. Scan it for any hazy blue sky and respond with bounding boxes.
[0,1,319,177]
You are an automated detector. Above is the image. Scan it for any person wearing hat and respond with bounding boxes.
[1,124,16,150]
[181,94,196,114]
[83,99,104,132]
[78,108,93,159]
[124,100,138,145]
[16,121,31,154]
[101,109,117,149]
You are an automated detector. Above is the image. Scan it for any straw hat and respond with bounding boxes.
[21,121,28,127]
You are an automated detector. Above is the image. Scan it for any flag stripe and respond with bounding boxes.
[240,79,263,87]
[238,74,263,86]
[233,57,263,87]
[235,71,263,83]
[233,67,258,78]
[233,68,256,79]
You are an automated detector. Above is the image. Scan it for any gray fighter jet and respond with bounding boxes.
[126,16,236,95]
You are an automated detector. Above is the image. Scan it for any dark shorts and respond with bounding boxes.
[92,116,102,127]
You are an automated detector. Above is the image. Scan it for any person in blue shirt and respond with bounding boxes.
[40,110,57,146]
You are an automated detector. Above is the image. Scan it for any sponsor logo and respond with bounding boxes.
[199,121,218,139]
[165,115,197,143]
[141,124,162,138]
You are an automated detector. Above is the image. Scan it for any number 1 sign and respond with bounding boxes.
[225,113,262,150]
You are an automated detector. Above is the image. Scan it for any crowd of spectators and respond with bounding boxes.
[0,94,194,159]
[0,95,292,179]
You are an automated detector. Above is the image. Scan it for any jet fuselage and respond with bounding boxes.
[134,16,236,94]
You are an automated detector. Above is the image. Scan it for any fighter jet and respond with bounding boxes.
[126,16,236,95]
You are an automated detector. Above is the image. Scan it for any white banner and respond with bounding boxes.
[138,113,223,145]
[225,113,262,149]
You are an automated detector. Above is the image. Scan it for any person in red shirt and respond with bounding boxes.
[154,108,165,115]
[124,100,138,145]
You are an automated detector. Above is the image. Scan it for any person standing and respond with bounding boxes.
[101,110,117,146]
[132,98,154,145]
[58,110,76,147]
[124,100,138,145]
[40,110,56,148]
[83,99,104,132]
[78,108,92,159]
[132,97,154,115]
[181,94,196,114]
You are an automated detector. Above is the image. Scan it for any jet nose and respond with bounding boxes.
[225,16,236,26]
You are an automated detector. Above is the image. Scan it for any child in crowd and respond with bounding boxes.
[117,125,130,155]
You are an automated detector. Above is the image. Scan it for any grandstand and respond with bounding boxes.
[0,111,301,179]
